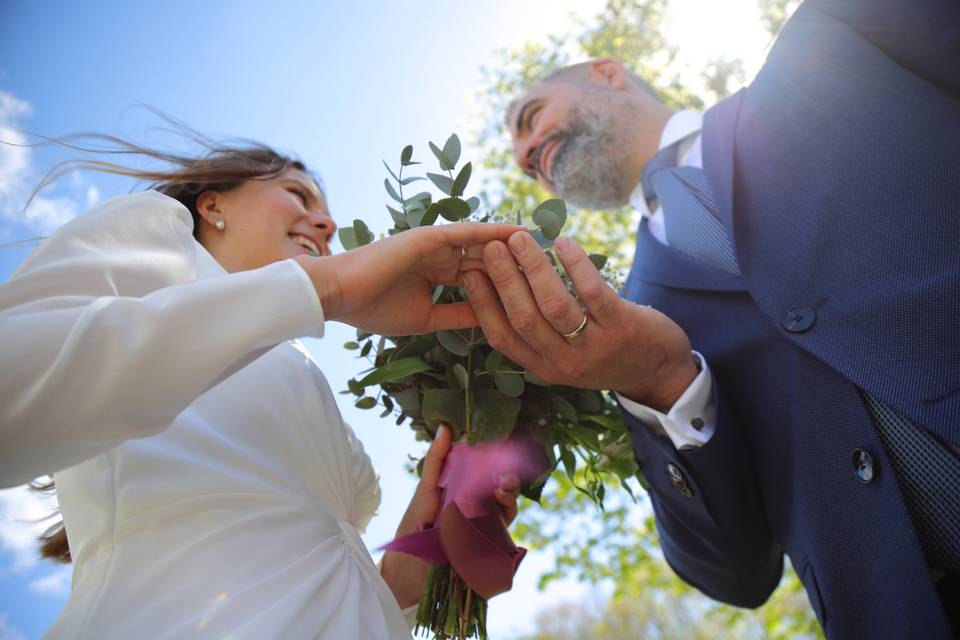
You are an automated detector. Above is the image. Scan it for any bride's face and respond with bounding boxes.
[198,168,335,272]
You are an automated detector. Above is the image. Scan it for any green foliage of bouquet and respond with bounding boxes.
[340,135,642,639]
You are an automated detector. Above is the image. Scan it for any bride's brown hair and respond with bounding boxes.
[16,113,320,563]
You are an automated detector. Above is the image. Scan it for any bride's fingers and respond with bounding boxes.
[423,302,480,332]
[434,222,523,247]
[495,472,520,525]
[457,258,486,272]
[418,424,451,494]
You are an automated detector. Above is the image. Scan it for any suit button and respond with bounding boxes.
[852,448,875,483]
[782,307,816,333]
[666,463,693,498]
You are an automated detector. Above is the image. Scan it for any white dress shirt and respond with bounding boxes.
[0,191,416,638]
[616,111,717,450]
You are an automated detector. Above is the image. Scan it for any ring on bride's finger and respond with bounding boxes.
[562,314,589,341]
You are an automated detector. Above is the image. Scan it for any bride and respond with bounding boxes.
[0,135,521,638]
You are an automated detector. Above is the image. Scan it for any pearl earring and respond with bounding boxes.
[215,218,225,231]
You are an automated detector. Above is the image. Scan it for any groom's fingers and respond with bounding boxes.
[506,232,586,338]
[481,241,568,355]
[461,270,551,376]
[554,237,619,329]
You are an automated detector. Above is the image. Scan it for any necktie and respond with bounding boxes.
[641,141,960,575]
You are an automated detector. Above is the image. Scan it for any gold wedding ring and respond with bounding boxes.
[563,314,589,341]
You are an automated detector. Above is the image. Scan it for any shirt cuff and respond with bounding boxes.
[616,351,716,449]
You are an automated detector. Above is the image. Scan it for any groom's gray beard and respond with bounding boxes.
[551,96,637,210]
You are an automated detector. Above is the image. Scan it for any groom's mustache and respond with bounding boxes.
[531,129,569,181]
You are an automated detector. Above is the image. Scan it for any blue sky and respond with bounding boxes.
[0,1,773,637]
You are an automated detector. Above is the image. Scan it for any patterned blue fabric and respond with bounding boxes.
[619,1,960,637]
[644,134,960,577]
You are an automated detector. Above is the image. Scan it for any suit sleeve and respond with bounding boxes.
[621,381,783,607]
[0,191,325,487]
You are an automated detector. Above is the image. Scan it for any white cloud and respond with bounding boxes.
[29,566,71,597]
[0,483,59,572]
[0,613,27,640]
[0,90,91,235]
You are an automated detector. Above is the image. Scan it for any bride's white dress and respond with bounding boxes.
[0,191,414,638]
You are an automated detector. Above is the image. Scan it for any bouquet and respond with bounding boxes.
[339,135,639,639]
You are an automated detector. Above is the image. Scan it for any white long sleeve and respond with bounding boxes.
[0,190,325,487]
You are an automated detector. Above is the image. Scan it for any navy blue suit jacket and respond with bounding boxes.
[621,1,960,637]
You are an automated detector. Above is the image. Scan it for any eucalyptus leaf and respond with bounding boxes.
[405,207,426,228]
[494,371,525,397]
[356,357,432,387]
[553,395,579,423]
[338,227,357,250]
[384,178,402,203]
[360,341,372,357]
[442,133,461,168]
[382,395,394,413]
[470,389,521,443]
[588,253,608,271]
[386,205,407,228]
[343,341,359,350]
[421,388,466,434]
[485,350,504,376]
[400,145,413,165]
[453,364,470,390]
[420,202,441,226]
[394,335,436,359]
[403,191,432,205]
[451,162,472,198]
[435,197,470,222]
[401,176,424,185]
[353,219,375,246]
[533,210,562,239]
[533,198,567,229]
[382,160,399,182]
[355,397,377,410]
[560,447,576,481]
[426,172,454,195]
[437,330,471,356]
[428,141,453,171]
[466,196,480,213]
[347,378,363,396]
[524,370,549,386]
[393,388,421,417]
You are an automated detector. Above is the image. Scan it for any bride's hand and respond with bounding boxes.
[380,424,520,609]
[294,223,521,336]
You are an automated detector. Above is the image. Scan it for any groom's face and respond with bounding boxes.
[508,81,584,194]
[508,80,638,210]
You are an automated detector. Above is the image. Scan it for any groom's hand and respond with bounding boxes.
[463,232,698,413]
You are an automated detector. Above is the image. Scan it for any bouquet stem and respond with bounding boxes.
[415,563,488,640]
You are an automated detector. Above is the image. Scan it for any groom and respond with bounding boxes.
[462,0,960,637]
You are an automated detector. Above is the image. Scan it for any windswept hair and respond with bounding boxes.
[10,110,321,563]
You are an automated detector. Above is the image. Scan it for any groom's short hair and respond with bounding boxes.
[504,60,661,128]
[543,61,661,100]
